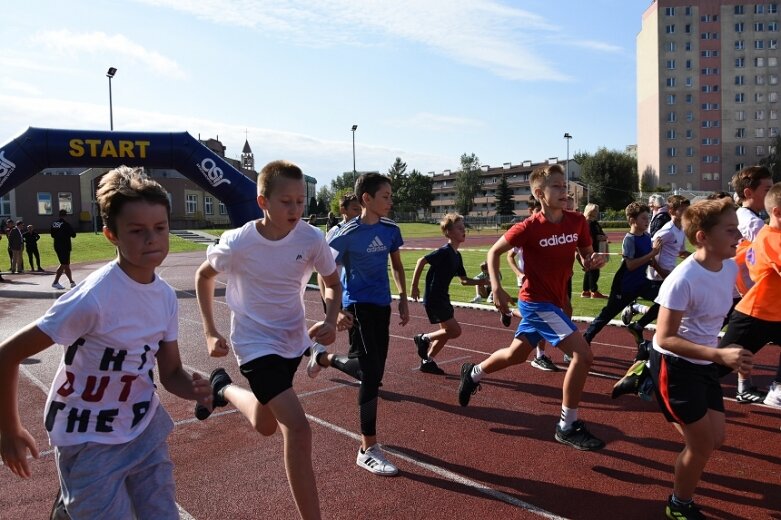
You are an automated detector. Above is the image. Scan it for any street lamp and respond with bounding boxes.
[351,124,358,185]
[106,67,117,131]
[563,132,572,189]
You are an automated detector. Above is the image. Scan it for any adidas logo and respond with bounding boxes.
[295,253,303,261]
[367,236,387,253]
[538,232,578,247]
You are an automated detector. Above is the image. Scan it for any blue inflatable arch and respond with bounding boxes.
[0,127,262,226]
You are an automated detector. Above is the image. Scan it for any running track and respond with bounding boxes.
[0,250,779,519]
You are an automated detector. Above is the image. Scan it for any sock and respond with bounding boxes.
[671,494,693,507]
[470,364,484,382]
[737,377,752,393]
[558,406,578,430]
[422,334,430,342]
[536,347,544,358]
[637,304,650,314]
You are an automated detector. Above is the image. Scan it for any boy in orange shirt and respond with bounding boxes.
[718,181,781,408]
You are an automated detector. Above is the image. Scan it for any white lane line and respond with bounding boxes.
[305,414,567,520]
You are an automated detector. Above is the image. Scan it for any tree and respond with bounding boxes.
[308,196,318,216]
[329,187,352,215]
[494,174,514,215]
[330,171,358,193]
[760,134,781,182]
[640,165,657,192]
[316,185,332,214]
[402,169,434,214]
[387,157,409,212]
[578,148,638,211]
[455,153,481,215]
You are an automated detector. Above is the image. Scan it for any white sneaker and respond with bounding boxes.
[470,296,483,303]
[763,381,781,408]
[487,295,494,303]
[307,343,326,379]
[52,282,65,290]
[356,445,398,476]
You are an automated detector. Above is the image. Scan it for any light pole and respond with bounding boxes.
[563,132,572,190]
[107,67,117,131]
[351,124,358,185]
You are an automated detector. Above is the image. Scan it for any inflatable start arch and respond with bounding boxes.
[0,127,262,226]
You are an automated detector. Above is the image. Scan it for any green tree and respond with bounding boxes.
[387,157,409,212]
[760,134,781,182]
[455,153,481,215]
[308,196,318,216]
[494,174,514,215]
[578,148,638,211]
[316,185,332,214]
[329,187,352,215]
[402,169,434,214]
[330,171,358,192]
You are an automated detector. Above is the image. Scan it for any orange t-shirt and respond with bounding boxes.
[735,225,781,322]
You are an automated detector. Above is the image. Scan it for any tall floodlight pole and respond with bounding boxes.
[107,67,117,130]
[351,124,358,185]
[563,132,572,191]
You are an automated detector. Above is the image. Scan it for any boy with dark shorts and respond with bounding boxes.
[311,172,409,476]
[718,181,781,408]
[50,209,76,289]
[647,198,751,519]
[457,163,608,451]
[194,160,342,520]
[410,213,489,375]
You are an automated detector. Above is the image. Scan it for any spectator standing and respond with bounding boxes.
[5,218,13,271]
[648,194,671,237]
[8,220,24,274]
[24,225,43,272]
[582,204,608,298]
[50,209,76,290]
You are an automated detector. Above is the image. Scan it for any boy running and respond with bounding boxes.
[0,166,212,518]
[457,163,608,451]
[194,160,342,519]
[410,213,489,375]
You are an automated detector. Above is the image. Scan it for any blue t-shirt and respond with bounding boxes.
[423,243,467,306]
[618,232,653,293]
[329,216,404,307]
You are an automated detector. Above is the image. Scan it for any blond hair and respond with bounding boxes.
[257,160,303,197]
[765,182,781,212]
[682,198,736,246]
[529,163,565,190]
[439,213,463,234]
[96,166,170,235]
[583,203,600,220]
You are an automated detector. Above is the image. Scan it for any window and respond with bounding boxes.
[185,194,197,214]
[685,94,693,104]
[735,5,745,15]
[685,41,692,51]
[769,22,779,32]
[685,6,692,16]
[667,59,676,69]
[757,146,765,156]
[736,22,745,32]
[686,147,695,157]
[771,127,780,137]
[37,193,52,215]
[770,92,779,103]
[58,192,73,215]
[735,75,745,85]
[702,84,719,93]
[736,128,746,138]
[665,7,676,16]
[701,32,718,40]
[686,164,695,174]
[702,137,720,145]
[755,57,765,67]
[686,129,694,139]
[667,164,678,175]
[686,77,693,87]
[685,23,692,33]
[771,74,779,85]
[0,194,9,216]
[736,163,746,172]
[755,4,765,14]
[204,196,213,215]
[701,103,719,110]
[686,59,692,69]
[701,67,718,75]
[756,110,765,120]
[736,57,745,67]
[667,94,676,105]
[666,24,676,34]
[701,50,719,57]
[702,120,720,128]
[770,57,778,67]
[666,129,677,139]
[770,4,779,14]
[756,39,765,49]
[735,40,745,50]
[756,92,765,102]
[736,92,746,103]
[771,39,779,49]
[756,76,766,86]
[756,128,765,138]
[667,147,677,157]
[666,41,677,52]
[701,14,718,22]
[667,111,677,122]
[754,23,764,32]
[686,111,694,121]
[666,77,677,87]
[703,172,713,180]
[736,110,746,120]
[219,202,227,215]
[772,109,779,120]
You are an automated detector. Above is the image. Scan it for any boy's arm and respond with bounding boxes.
[0,324,54,478]
[389,250,409,326]
[410,256,428,301]
[655,306,752,370]
[487,237,513,314]
[194,260,229,357]
[625,238,663,271]
[156,340,212,404]
[577,245,607,271]
[310,269,342,345]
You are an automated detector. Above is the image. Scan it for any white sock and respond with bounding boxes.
[558,406,578,430]
[737,377,752,394]
[634,304,650,314]
[422,334,430,342]
[536,347,544,358]
[470,364,484,382]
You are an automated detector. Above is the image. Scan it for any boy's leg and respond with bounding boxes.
[223,383,278,436]
[428,319,461,359]
[673,410,724,501]
[458,336,534,406]
[556,333,594,409]
[583,290,635,344]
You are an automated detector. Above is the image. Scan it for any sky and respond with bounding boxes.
[0,0,650,189]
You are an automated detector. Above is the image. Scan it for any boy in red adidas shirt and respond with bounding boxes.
[457,163,608,450]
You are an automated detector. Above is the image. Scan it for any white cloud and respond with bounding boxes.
[387,112,485,132]
[31,30,187,80]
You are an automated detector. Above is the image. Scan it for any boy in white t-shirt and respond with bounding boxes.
[195,160,341,520]
[647,198,752,519]
[0,167,212,518]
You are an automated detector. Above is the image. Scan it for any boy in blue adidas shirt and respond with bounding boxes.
[312,172,409,476]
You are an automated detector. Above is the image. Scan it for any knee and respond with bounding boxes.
[447,324,462,339]
[572,346,594,366]
[283,418,312,445]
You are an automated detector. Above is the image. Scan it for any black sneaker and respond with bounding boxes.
[611,360,648,399]
[634,340,651,362]
[735,386,767,404]
[530,355,560,372]
[500,312,512,327]
[554,420,605,451]
[665,495,706,520]
[620,304,636,326]
[50,489,70,520]
[458,363,481,407]
[195,368,233,420]
[413,334,430,360]
[627,323,644,344]
[420,359,445,375]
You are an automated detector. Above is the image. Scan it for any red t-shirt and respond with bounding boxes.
[504,210,591,308]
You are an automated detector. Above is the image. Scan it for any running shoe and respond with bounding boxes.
[611,360,647,399]
[590,291,608,299]
[420,359,445,375]
[530,355,560,372]
[195,368,232,420]
[580,291,591,298]
[70,281,76,288]
[307,343,326,378]
[413,334,430,360]
[357,445,398,476]
[634,340,651,362]
[762,381,781,408]
[665,495,706,520]
[554,420,605,451]
[52,282,65,290]
[458,363,481,407]
[736,386,767,404]
[627,322,644,344]
[470,296,483,303]
[620,304,636,326]
[500,312,512,327]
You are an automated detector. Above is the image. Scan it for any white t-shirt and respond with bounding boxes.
[512,246,524,286]
[736,206,764,242]
[647,220,686,280]
[37,261,177,447]
[207,220,337,365]
[652,255,738,365]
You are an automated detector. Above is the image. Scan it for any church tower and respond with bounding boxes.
[241,131,254,171]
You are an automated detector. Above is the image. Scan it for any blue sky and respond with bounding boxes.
[0,0,647,188]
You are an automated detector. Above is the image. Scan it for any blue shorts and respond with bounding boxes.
[515,301,577,347]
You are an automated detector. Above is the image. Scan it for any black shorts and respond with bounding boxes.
[717,311,781,377]
[650,349,723,425]
[240,354,302,405]
[54,247,71,265]
[424,299,454,324]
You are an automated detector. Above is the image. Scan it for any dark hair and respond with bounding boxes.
[706,191,733,201]
[667,194,690,211]
[625,201,650,221]
[340,192,358,209]
[355,173,391,206]
[257,160,304,198]
[732,165,772,202]
[96,166,170,235]
[59,209,68,217]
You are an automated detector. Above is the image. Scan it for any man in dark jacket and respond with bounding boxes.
[24,224,43,272]
[50,209,76,289]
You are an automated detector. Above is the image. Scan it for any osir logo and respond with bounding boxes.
[198,158,232,188]
[539,233,578,247]
[0,151,16,189]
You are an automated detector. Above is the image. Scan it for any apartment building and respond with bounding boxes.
[638,0,780,192]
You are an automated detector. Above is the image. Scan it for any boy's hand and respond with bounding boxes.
[206,334,230,357]
[337,310,354,330]
[718,345,753,372]
[583,252,607,271]
[398,298,409,326]
[1,427,39,479]
[191,372,213,408]
[308,321,336,345]
[492,287,512,315]
[651,238,663,255]
[411,286,420,301]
